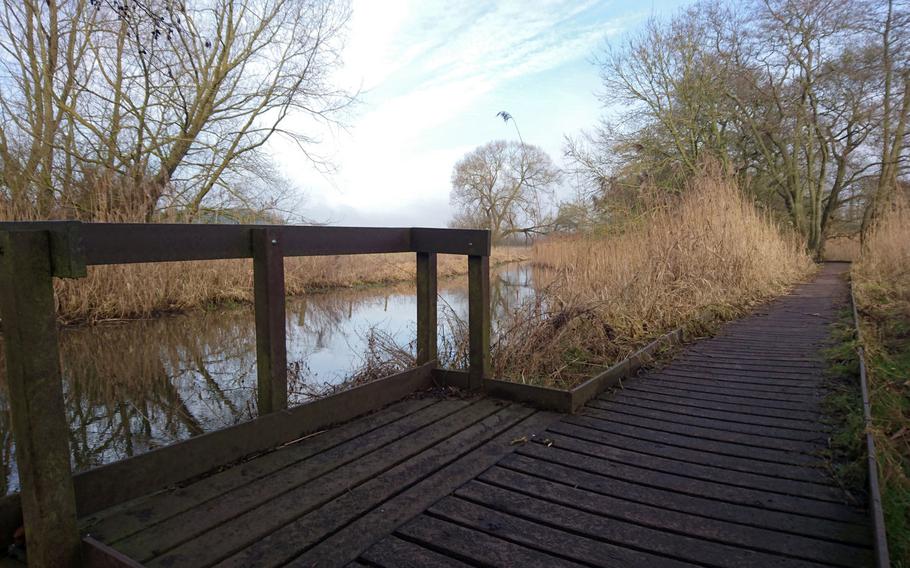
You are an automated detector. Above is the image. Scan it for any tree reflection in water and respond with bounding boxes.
[0,262,536,494]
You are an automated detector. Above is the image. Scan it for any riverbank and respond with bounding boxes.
[53,247,530,325]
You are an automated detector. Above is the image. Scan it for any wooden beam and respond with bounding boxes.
[411,228,491,256]
[0,230,80,567]
[416,252,438,365]
[253,227,288,415]
[468,255,491,390]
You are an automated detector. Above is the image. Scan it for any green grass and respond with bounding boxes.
[852,282,910,567]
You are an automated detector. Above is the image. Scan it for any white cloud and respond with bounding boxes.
[272,0,645,227]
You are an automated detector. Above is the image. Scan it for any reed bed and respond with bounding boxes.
[494,171,815,388]
[52,248,528,324]
[852,198,910,564]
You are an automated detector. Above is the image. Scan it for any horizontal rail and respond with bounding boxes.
[0,222,490,267]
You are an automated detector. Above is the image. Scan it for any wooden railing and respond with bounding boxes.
[0,222,490,567]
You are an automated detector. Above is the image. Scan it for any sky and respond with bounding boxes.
[272,0,694,227]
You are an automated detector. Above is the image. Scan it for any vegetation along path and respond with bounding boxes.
[83,264,872,567]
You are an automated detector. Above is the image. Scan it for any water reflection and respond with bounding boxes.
[0,262,537,493]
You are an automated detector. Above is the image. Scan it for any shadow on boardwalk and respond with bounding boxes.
[81,264,871,567]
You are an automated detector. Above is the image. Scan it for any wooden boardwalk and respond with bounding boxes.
[78,264,871,567]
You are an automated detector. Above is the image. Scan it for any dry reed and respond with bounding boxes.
[495,171,815,387]
[852,197,910,563]
[52,248,528,324]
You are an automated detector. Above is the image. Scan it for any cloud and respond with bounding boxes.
[273,0,640,227]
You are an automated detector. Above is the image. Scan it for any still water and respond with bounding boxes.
[0,263,537,494]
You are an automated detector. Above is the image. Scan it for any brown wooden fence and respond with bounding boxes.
[0,222,490,567]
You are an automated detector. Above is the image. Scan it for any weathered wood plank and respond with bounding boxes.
[590,394,826,432]
[455,481,834,567]
[550,420,831,484]
[579,406,822,453]
[296,409,561,568]
[82,537,144,568]
[501,452,870,545]
[220,404,535,567]
[81,398,438,543]
[430,495,693,568]
[538,430,848,502]
[515,442,867,524]
[396,515,586,568]
[476,467,872,566]
[565,414,821,467]
[135,400,506,565]
[584,401,827,444]
[359,536,472,568]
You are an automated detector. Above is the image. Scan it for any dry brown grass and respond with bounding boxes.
[852,198,910,564]
[495,170,816,387]
[53,248,528,324]
[824,235,861,262]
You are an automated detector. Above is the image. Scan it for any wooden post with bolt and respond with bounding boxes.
[0,229,81,567]
[252,227,288,414]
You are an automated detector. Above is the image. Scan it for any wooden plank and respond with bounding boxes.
[468,255,490,389]
[570,328,683,412]
[411,228,490,256]
[516,442,867,524]
[0,230,81,567]
[396,515,586,568]
[134,399,506,565]
[80,398,438,543]
[580,406,822,453]
[430,496,693,568]
[360,536,473,567]
[455,481,834,568]
[220,404,536,567]
[253,227,288,414]
[82,537,144,568]
[501,452,870,545]
[432,368,470,389]
[616,385,824,420]
[112,398,478,560]
[78,224,416,265]
[540,429,848,502]
[416,252,438,365]
[551,420,832,484]
[623,380,822,412]
[482,379,572,412]
[0,362,435,525]
[582,404,827,454]
[297,408,561,567]
[648,367,825,397]
[475,467,872,566]
[597,393,826,432]
[641,378,823,405]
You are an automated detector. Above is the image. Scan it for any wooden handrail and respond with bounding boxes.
[0,222,491,567]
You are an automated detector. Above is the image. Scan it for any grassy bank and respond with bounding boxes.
[492,171,815,388]
[853,199,910,566]
[53,247,528,325]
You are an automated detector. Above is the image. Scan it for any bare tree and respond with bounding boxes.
[449,140,560,242]
[0,0,353,222]
[572,0,908,257]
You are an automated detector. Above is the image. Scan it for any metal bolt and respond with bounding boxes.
[271,239,278,245]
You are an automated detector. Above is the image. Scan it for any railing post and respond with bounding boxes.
[468,254,491,389]
[252,227,288,414]
[416,252,438,365]
[0,230,80,567]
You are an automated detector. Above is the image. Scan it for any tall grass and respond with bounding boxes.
[853,198,910,566]
[53,248,528,324]
[494,171,815,387]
